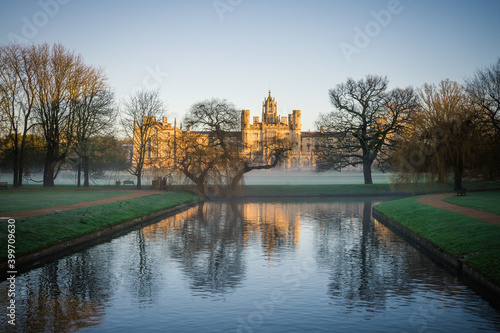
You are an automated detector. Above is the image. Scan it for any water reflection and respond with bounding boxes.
[314,200,428,311]
[1,199,500,332]
[164,204,246,295]
[140,202,301,296]
[242,202,300,257]
[0,250,113,331]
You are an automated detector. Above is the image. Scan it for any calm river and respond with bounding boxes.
[2,198,500,332]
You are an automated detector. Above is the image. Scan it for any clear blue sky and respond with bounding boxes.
[1,0,499,131]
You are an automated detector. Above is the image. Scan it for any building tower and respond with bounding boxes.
[262,90,278,124]
[241,109,250,129]
[292,110,301,131]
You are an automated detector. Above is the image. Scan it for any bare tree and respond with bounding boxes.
[315,75,419,184]
[71,66,115,187]
[466,58,500,180]
[228,136,290,190]
[182,98,289,197]
[122,88,166,189]
[467,58,500,134]
[173,132,219,196]
[30,43,91,187]
[1,43,116,187]
[0,44,37,187]
[0,44,21,185]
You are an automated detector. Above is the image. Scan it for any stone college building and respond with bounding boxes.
[136,91,322,172]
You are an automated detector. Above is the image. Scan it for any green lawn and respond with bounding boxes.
[243,181,500,197]
[244,183,447,196]
[443,190,500,215]
[0,191,199,262]
[374,194,500,285]
[0,189,134,214]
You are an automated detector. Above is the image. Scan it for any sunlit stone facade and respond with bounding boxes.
[241,91,318,169]
[135,91,322,171]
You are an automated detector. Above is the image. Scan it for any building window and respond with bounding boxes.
[253,133,259,138]
[254,141,259,148]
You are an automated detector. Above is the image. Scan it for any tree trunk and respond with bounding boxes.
[18,147,24,187]
[43,146,57,187]
[83,156,90,187]
[12,133,20,187]
[19,117,31,188]
[136,168,142,189]
[12,150,19,188]
[196,181,206,198]
[77,161,81,187]
[43,160,56,187]
[18,165,23,187]
[454,159,464,191]
[229,170,246,195]
[362,157,373,185]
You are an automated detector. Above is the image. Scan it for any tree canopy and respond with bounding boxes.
[315,75,419,184]
[389,79,490,190]
[0,43,116,187]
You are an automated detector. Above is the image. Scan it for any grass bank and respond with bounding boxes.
[373,195,500,286]
[0,191,199,262]
[243,183,446,196]
[0,188,134,214]
[444,190,500,215]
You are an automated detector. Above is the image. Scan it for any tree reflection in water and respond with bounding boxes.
[312,200,467,315]
[0,250,113,331]
[167,203,247,295]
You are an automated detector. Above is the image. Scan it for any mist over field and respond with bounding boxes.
[0,170,393,186]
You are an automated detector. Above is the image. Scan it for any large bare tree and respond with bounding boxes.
[181,99,289,197]
[173,132,219,196]
[0,44,37,187]
[122,88,166,189]
[315,75,419,184]
[31,43,91,187]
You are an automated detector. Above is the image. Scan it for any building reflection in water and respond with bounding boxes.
[241,202,301,257]
[139,201,301,296]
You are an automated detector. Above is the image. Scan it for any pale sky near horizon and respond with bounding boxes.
[1,0,499,131]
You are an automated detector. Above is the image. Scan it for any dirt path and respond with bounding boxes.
[417,193,500,226]
[3,190,163,219]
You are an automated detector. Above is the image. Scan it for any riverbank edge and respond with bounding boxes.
[372,208,500,305]
[0,199,202,278]
[242,192,419,198]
